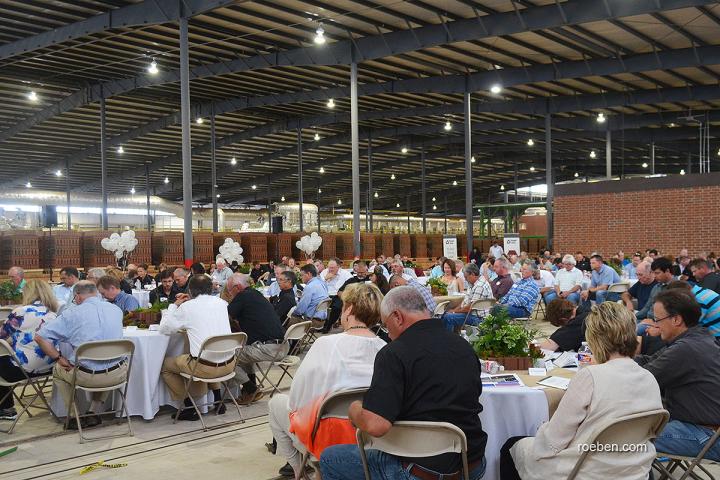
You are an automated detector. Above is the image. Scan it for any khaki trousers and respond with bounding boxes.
[161,354,236,401]
[53,362,129,412]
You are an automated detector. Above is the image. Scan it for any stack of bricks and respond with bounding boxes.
[0,232,40,270]
[378,234,394,258]
[361,233,375,259]
[241,233,268,263]
[319,233,336,260]
[82,231,117,268]
[40,231,82,270]
[411,234,427,259]
[151,232,184,266]
[193,232,214,265]
[132,231,152,266]
[267,233,293,261]
[394,235,411,257]
[336,233,354,260]
[426,235,443,258]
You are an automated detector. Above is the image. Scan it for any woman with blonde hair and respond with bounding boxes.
[268,282,386,479]
[0,280,59,420]
[501,302,663,480]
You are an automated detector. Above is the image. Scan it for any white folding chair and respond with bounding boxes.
[255,321,311,397]
[653,426,720,480]
[566,409,669,479]
[173,332,247,431]
[608,282,630,295]
[433,300,451,318]
[67,339,135,443]
[0,339,57,434]
[281,305,298,328]
[296,387,369,479]
[302,298,333,348]
[357,421,470,480]
[462,298,495,329]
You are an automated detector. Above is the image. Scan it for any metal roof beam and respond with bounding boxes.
[0,0,710,142]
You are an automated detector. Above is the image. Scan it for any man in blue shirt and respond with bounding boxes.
[581,255,620,305]
[289,264,329,328]
[53,266,80,305]
[496,262,540,318]
[97,276,140,313]
[35,281,126,430]
[624,253,642,280]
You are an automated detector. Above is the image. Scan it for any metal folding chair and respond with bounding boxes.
[462,298,495,329]
[357,421,470,480]
[173,332,247,431]
[256,321,311,397]
[301,298,333,349]
[653,425,720,480]
[281,305,298,329]
[67,339,135,443]
[432,300,451,318]
[0,339,57,434]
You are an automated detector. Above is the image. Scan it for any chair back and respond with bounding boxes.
[567,409,669,480]
[75,339,135,362]
[510,271,522,282]
[313,298,332,317]
[469,298,495,313]
[285,305,297,322]
[433,300,450,317]
[607,282,630,294]
[199,333,247,358]
[0,339,16,359]
[285,320,311,341]
[311,387,368,439]
[357,421,469,480]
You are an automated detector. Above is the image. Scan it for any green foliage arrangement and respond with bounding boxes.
[426,277,448,295]
[469,308,541,359]
[0,281,22,304]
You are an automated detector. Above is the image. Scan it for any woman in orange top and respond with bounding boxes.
[267,282,387,479]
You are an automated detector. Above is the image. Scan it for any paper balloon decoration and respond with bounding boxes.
[295,232,322,258]
[218,237,244,264]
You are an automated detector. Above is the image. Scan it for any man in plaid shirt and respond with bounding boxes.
[497,262,540,318]
[442,263,494,331]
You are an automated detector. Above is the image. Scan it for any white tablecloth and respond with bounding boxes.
[51,329,216,420]
[480,386,549,480]
[132,289,151,308]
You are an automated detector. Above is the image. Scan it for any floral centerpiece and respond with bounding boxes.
[123,301,168,328]
[0,280,22,306]
[468,308,542,370]
[426,277,448,296]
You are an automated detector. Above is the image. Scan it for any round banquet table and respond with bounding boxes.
[51,329,218,420]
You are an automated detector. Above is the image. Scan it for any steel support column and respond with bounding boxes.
[351,62,361,257]
[444,195,448,234]
[100,94,108,230]
[421,147,427,234]
[545,114,553,250]
[406,195,411,233]
[180,14,193,265]
[145,163,151,232]
[606,130,612,179]
[651,142,656,175]
[65,158,71,230]
[210,104,218,232]
[267,177,271,234]
[297,128,304,232]
[464,91,473,255]
[367,133,373,232]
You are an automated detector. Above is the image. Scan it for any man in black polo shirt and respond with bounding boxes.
[322,261,371,333]
[150,269,180,304]
[226,273,287,405]
[272,271,297,323]
[320,286,487,480]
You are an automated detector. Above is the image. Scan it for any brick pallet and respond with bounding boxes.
[336,233,354,260]
[133,231,152,266]
[290,233,303,261]
[0,232,40,270]
[40,231,83,269]
[192,232,214,265]
[319,234,336,260]
[152,232,184,266]
[411,234,427,259]
[82,231,117,268]
[393,235,411,257]
[361,233,375,259]
[267,233,292,261]
[239,233,268,263]
[427,235,443,258]
[378,234,394,258]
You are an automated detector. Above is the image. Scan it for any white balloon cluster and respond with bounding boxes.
[296,232,323,258]
[217,238,244,264]
[100,230,139,260]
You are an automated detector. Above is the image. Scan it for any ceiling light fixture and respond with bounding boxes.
[527,138,534,146]
[444,120,452,131]
[642,162,648,168]
[117,146,124,154]
[148,59,159,75]
[281,196,285,201]
[401,147,408,154]
[432,196,436,202]
[314,132,320,141]
[680,169,686,175]
[471,156,476,163]
[327,98,335,108]
[490,84,502,94]
[374,192,379,198]
[337,199,342,205]
[590,150,597,159]
[164,176,169,184]
[574,172,579,178]
[130,187,136,194]
[216,193,221,198]
[230,156,237,166]
[500,185,505,191]
[390,173,396,180]
[196,117,204,124]
[55,170,62,177]
[530,166,536,172]
[596,113,606,124]
[396,203,400,208]
[319,166,325,174]
[452,180,458,186]
[314,25,326,45]
[251,184,257,190]
[433,205,437,210]
[25,181,32,188]
[27,90,38,102]
[318,188,322,193]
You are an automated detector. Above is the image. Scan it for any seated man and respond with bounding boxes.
[621,261,656,312]
[488,257,514,300]
[581,254,620,305]
[289,264,329,328]
[97,275,140,313]
[53,266,80,305]
[159,274,235,420]
[690,258,720,294]
[545,254,583,305]
[150,269,180,304]
[666,281,720,337]
[271,271,297,323]
[320,258,352,297]
[389,259,415,281]
[623,252,642,280]
[442,263,494,331]
[8,266,26,295]
[267,264,291,298]
[319,286,487,480]
[635,290,720,462]
[496,262,540,318]
[673,255,695,282]
[172,267,190,294]
[226,273,287,405]
[211,259,233,290]
[534,267,555,302]
[34,281,126,429]
[388,274,436,313]
[323,261,372,333]
[636,257,675,324]
[134,263,155,289]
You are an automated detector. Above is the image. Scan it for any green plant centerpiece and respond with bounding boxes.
[123,301,169,328]
[469,307,542,370]
[608,261,623,277]
[0,281,22,306]
[426,277,448,296]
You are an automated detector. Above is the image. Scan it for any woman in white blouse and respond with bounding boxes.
[500,302,663,480]
[440,259,464,295]
[267,282,387,479]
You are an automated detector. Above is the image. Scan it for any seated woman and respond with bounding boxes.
[0,280,59,419]
[537,299,590,352]
[440,259,464,295]
[369,266,390,295]
[267,282,386,479]
[500,302,663,480]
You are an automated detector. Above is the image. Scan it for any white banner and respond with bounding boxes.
[443,236,458,260]
[504,233,520,256]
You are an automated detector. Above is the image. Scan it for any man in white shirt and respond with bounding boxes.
[211,259,233,289]
[534,267,556,301]
[159,274,235,421]
[390,259,415,281]
[53,266,80,304]
[545,254,583,305]
[508,254,521,273]
[489,241,504,260]
[320,258,352,296]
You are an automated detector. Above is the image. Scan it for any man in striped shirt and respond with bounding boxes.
[496,262,540,318]
[442,263,494,331]
[666,281,720,337]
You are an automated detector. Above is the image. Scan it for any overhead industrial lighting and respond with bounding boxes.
[574,172,579,178]
[530,166,536,172]
[251,184,257,190]
[117,146,124,154]
[319,166,325,174]
[130,187,136,194]
[25,181,32,188]
[147,59,159,75]
[314,132,320,141]
[680,169,686,175]
[318,188,322,193]
[314,25,326,45]
[471,156,476,163]
[500,185,505,191]
[642,162,648,168]
[164,176,169,184]
[401,146,408,154]
[230,156,237,166]
[337,198,342,205]
[27,90,38,102]
[596,113,606,124]
[374,192,379,198]
[527,138,534,146]
[452,180,458,186]
[490,84,502,94]
[444,120,452,131]
[432,196,436,202]
[432,205,437,210]
[281,195,285,201]
[396,203,400,208]
[196,117,204,124]
[390,173,396,180]
[216,193,221,198]
[55,170,62,177]
[327,98,335,108]
[589,150,597,159]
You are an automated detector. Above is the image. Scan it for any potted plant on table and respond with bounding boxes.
[468,307,542,370]
[124,301,168,328]
[426,277,448,296]
[0,281,22,306]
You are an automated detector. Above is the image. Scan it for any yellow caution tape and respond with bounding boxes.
[79,460,128,475]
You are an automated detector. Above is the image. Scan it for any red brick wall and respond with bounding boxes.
[553,174,720,257]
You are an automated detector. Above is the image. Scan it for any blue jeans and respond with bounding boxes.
[504,305,530,318]
[544,291,580,305]
[594,290,619,304]
[320,444,486,480]
[442,312,480,332]
[655,420,720,462]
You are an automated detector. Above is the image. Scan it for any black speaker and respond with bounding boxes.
[271,216,283,233]
[41,205,58,227]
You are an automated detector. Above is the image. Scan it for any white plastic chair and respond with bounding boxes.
[357,421,470,480]
[0,339,57,434]
[653,425,720,480]
[256,321,311,397]
[67,339,135,443]
[462,298,495,328]
[433,300,451,318]
[281,305,298,328]
[566,409,669,479]
[303,298,333,348]
[173,332,247,431]
[607,282,630,294]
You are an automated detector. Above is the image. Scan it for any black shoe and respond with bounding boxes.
[265,439,277,454]
[214,402,226,415]
[278,463,294,477]
[177,408,201,421]
[66,417,88,430]
[85,412,102,428]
